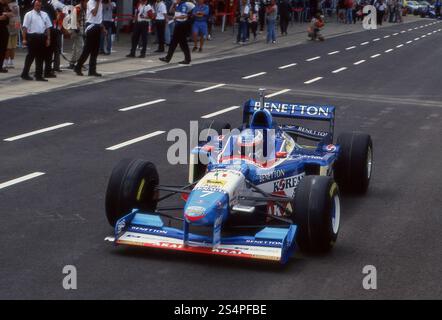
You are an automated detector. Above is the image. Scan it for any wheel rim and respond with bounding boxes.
[331,194,341,234]
[366,146,373,180]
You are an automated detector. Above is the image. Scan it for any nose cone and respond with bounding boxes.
[184,190,228,226]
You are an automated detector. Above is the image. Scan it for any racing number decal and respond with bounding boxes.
[200,190,214,198]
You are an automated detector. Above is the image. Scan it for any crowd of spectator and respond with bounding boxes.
[0,0,429,79]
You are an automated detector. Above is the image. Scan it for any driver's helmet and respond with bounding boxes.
[235,128,264,159]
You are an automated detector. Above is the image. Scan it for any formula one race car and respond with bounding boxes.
[104,93,373,264]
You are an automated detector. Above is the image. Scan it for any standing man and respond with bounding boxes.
[279,0,290,35]
[0,0,12,73]
[159,0,191,64]
[66,0,87,69]
[154,0,167,53]
[191,0,208,52]
[41,0,57,78]
[74,0,106,77]
[99,0,115,55]
[20,0,52,80]
[265,0,277,44]
[126,0,154,58]
[5,0,19,69]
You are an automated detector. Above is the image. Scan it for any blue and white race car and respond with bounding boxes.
[104,94,373,264]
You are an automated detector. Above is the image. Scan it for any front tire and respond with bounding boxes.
[334,132,373,194]
[105,158,159,227]
[294,176,340,253]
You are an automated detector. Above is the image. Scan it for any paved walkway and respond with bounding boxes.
[0,15,423,102]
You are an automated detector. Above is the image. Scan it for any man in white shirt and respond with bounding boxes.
[154,0,167,52]
[126,0,154,58]
[20,0,52,81]
[74,0,106,76]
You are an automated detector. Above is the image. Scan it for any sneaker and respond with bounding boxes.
[192,46,198,52]
[198,47,202,52]
[178,60,190,65]
[9,60,14,69]
[159,57,170,63]
[88,72,102,77]
[44,73,57,78]
[67,63,75,69]
[0,68,7,73]
[126,54,135,58]
[272,40,276,44]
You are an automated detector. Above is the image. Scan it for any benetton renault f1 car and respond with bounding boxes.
[104,94,373,264]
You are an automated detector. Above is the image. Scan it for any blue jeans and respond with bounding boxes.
[237,21,247,42]
[165,21,175,45]
[100,21,113,53]
[266,19,276,42]
[346,9,353,24]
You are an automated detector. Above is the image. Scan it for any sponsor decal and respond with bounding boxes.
[325,144,337,152]
[212,248,243,255]
[195,186,227,193]
[273,174,305,192]
[257,169,285,183]
[253,101,332,118]
[185,206,206,218]
[245,239,283,246]
[293,126,328,137]
[130,226,168,234]
[204,179,226,186]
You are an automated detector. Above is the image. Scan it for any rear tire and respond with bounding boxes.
[294,176,340,253]
[105,158,159,227]
[334,132,373,194]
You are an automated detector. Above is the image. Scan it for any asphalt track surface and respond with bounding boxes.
[0,19,441,299]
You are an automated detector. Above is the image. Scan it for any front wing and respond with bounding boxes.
[105,209,297,264]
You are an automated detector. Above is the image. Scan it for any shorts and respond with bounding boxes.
[192,21,208,37]
[7,34,17,49]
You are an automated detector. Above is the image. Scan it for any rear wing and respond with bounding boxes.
[242,99,336,140]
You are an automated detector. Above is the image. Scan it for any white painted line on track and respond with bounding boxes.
[304,77,323,84]
[119,99,166,112]
[385,49,394,53]
[328,51,340,55]
[372,38,380,42]
[332,67,347,74]
[353,60,366,65]
[370,54,381,58]
[201,106,241,119]
[106,131,165,150]
[265,89,291,98]
[194,83,226,93]
[278,63,297,69]
[406,40,413,44]
[408,28,413,31]
[384,35,390,38]
[242,72,266,79]
[414,37,420,40]
[396,44,404,48]
[346,46,356,50]
[393,33,399,36]
[401,30,406,33]
[0,172,45,190]
[4,123,74,141]
[360,41,369,45]
[306,56,321,61]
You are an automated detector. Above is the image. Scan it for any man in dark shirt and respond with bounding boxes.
[0,0,12,73]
